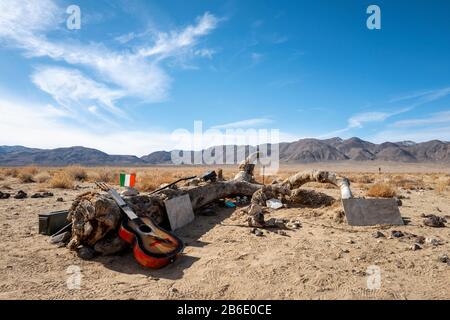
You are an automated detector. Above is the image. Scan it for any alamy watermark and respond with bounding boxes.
[367,5,381,30]
[170,121,280,175]
[366,265,381,290]
[66,5,81,30]
[66,265,82,290]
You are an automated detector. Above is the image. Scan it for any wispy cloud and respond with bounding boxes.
[392,111,450,127]
[212,118,274,129]
[389,87,450,105]
[0,0,219,119]
[31,66,125,120]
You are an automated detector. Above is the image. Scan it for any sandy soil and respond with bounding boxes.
[1,164,450,300]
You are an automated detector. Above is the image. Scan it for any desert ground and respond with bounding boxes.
[1,162,450,300]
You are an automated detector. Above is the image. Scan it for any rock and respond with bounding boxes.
[425,238,442,246]
[394,198,402,206]
[438,254,449,263]
[410,243,422,251]
[169,287,178,293]
[265,218,287,228]
[0,191,11,199]
[276,230,287,236]
[415,236,426,244]
[49,231,71,244]
[94,236,129,256]
[290,222,301,229]
[56,197,64,202]
[254,229,263,237]
[14,190,27,199]
[77,246,96,260]
[373,231,385,238]
[31,192,52,198]
[333,210,345,223]
[391,230,404,238]
[423,214,446,228]
[31,193,43,198]
[347,239,355,244]
[121,188,139,197]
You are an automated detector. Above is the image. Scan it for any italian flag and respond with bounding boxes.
[120,173,136,188]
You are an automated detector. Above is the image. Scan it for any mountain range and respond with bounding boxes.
[0,138,449,166]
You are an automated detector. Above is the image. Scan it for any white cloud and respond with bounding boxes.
[212,118,274,129]
[389,87,450,104]
[0,97,297,155]
[31,66,125,118]
[347,112,392,128]
[0,0,218,105]
[138,12,219,59]
[392,111,450,127]
[370,126,450,143]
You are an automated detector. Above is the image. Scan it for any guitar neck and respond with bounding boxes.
[106,188,138,220]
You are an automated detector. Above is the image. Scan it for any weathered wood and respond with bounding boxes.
[67,169,350,256]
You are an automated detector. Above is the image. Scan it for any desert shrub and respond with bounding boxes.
[350,174,374,184]
[49,171,74,189]
[367,183,397,198]
[135,171,176,192]
[390,175,425,190]
[16,166,40,183]
[67,166,88,181]
[18,172,35,183]
[89,168,117,183]
[34,171,51,183]
[5,168,19,177]
[435,178,450,193]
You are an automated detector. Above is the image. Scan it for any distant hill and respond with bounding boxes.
[0,138,449,166]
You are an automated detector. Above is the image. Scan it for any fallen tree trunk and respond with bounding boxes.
[66,169,352,256]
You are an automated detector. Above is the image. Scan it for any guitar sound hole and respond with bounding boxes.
[138,225,152,233]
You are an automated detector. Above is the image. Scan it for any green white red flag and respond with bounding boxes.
[120,173,136,188]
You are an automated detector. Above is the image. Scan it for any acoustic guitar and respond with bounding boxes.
[96,182,184,268]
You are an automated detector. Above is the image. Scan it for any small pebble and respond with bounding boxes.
[391,230,404,238]
[410,243,422,251]
[373,231,385,238]
[254,229,263,237]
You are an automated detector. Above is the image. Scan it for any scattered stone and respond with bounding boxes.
[333,210,345,223]
[265,218,287,228]
[425,238,443,246]
[276,230,287,236]
[169,287,178,293]
[56,197,64,202]
[250,228,257,234]
[31,192,54,198]
[254,229,263,237]
[49,231,71,244]
[394,198,402,206]
[423,214,446,228]
[289,222,301,229]
[77,246,96,260]
[415,236,426,244]
[14,190,27,199]
[0,191,11,199]
[438,254,449,263]
[410,243,422,251]
[391,230,404,238]
[373,231,385,238]
[347,239,355,244]
[120,188,139,197]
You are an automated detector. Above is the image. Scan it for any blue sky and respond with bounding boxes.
[0,0,449,155]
